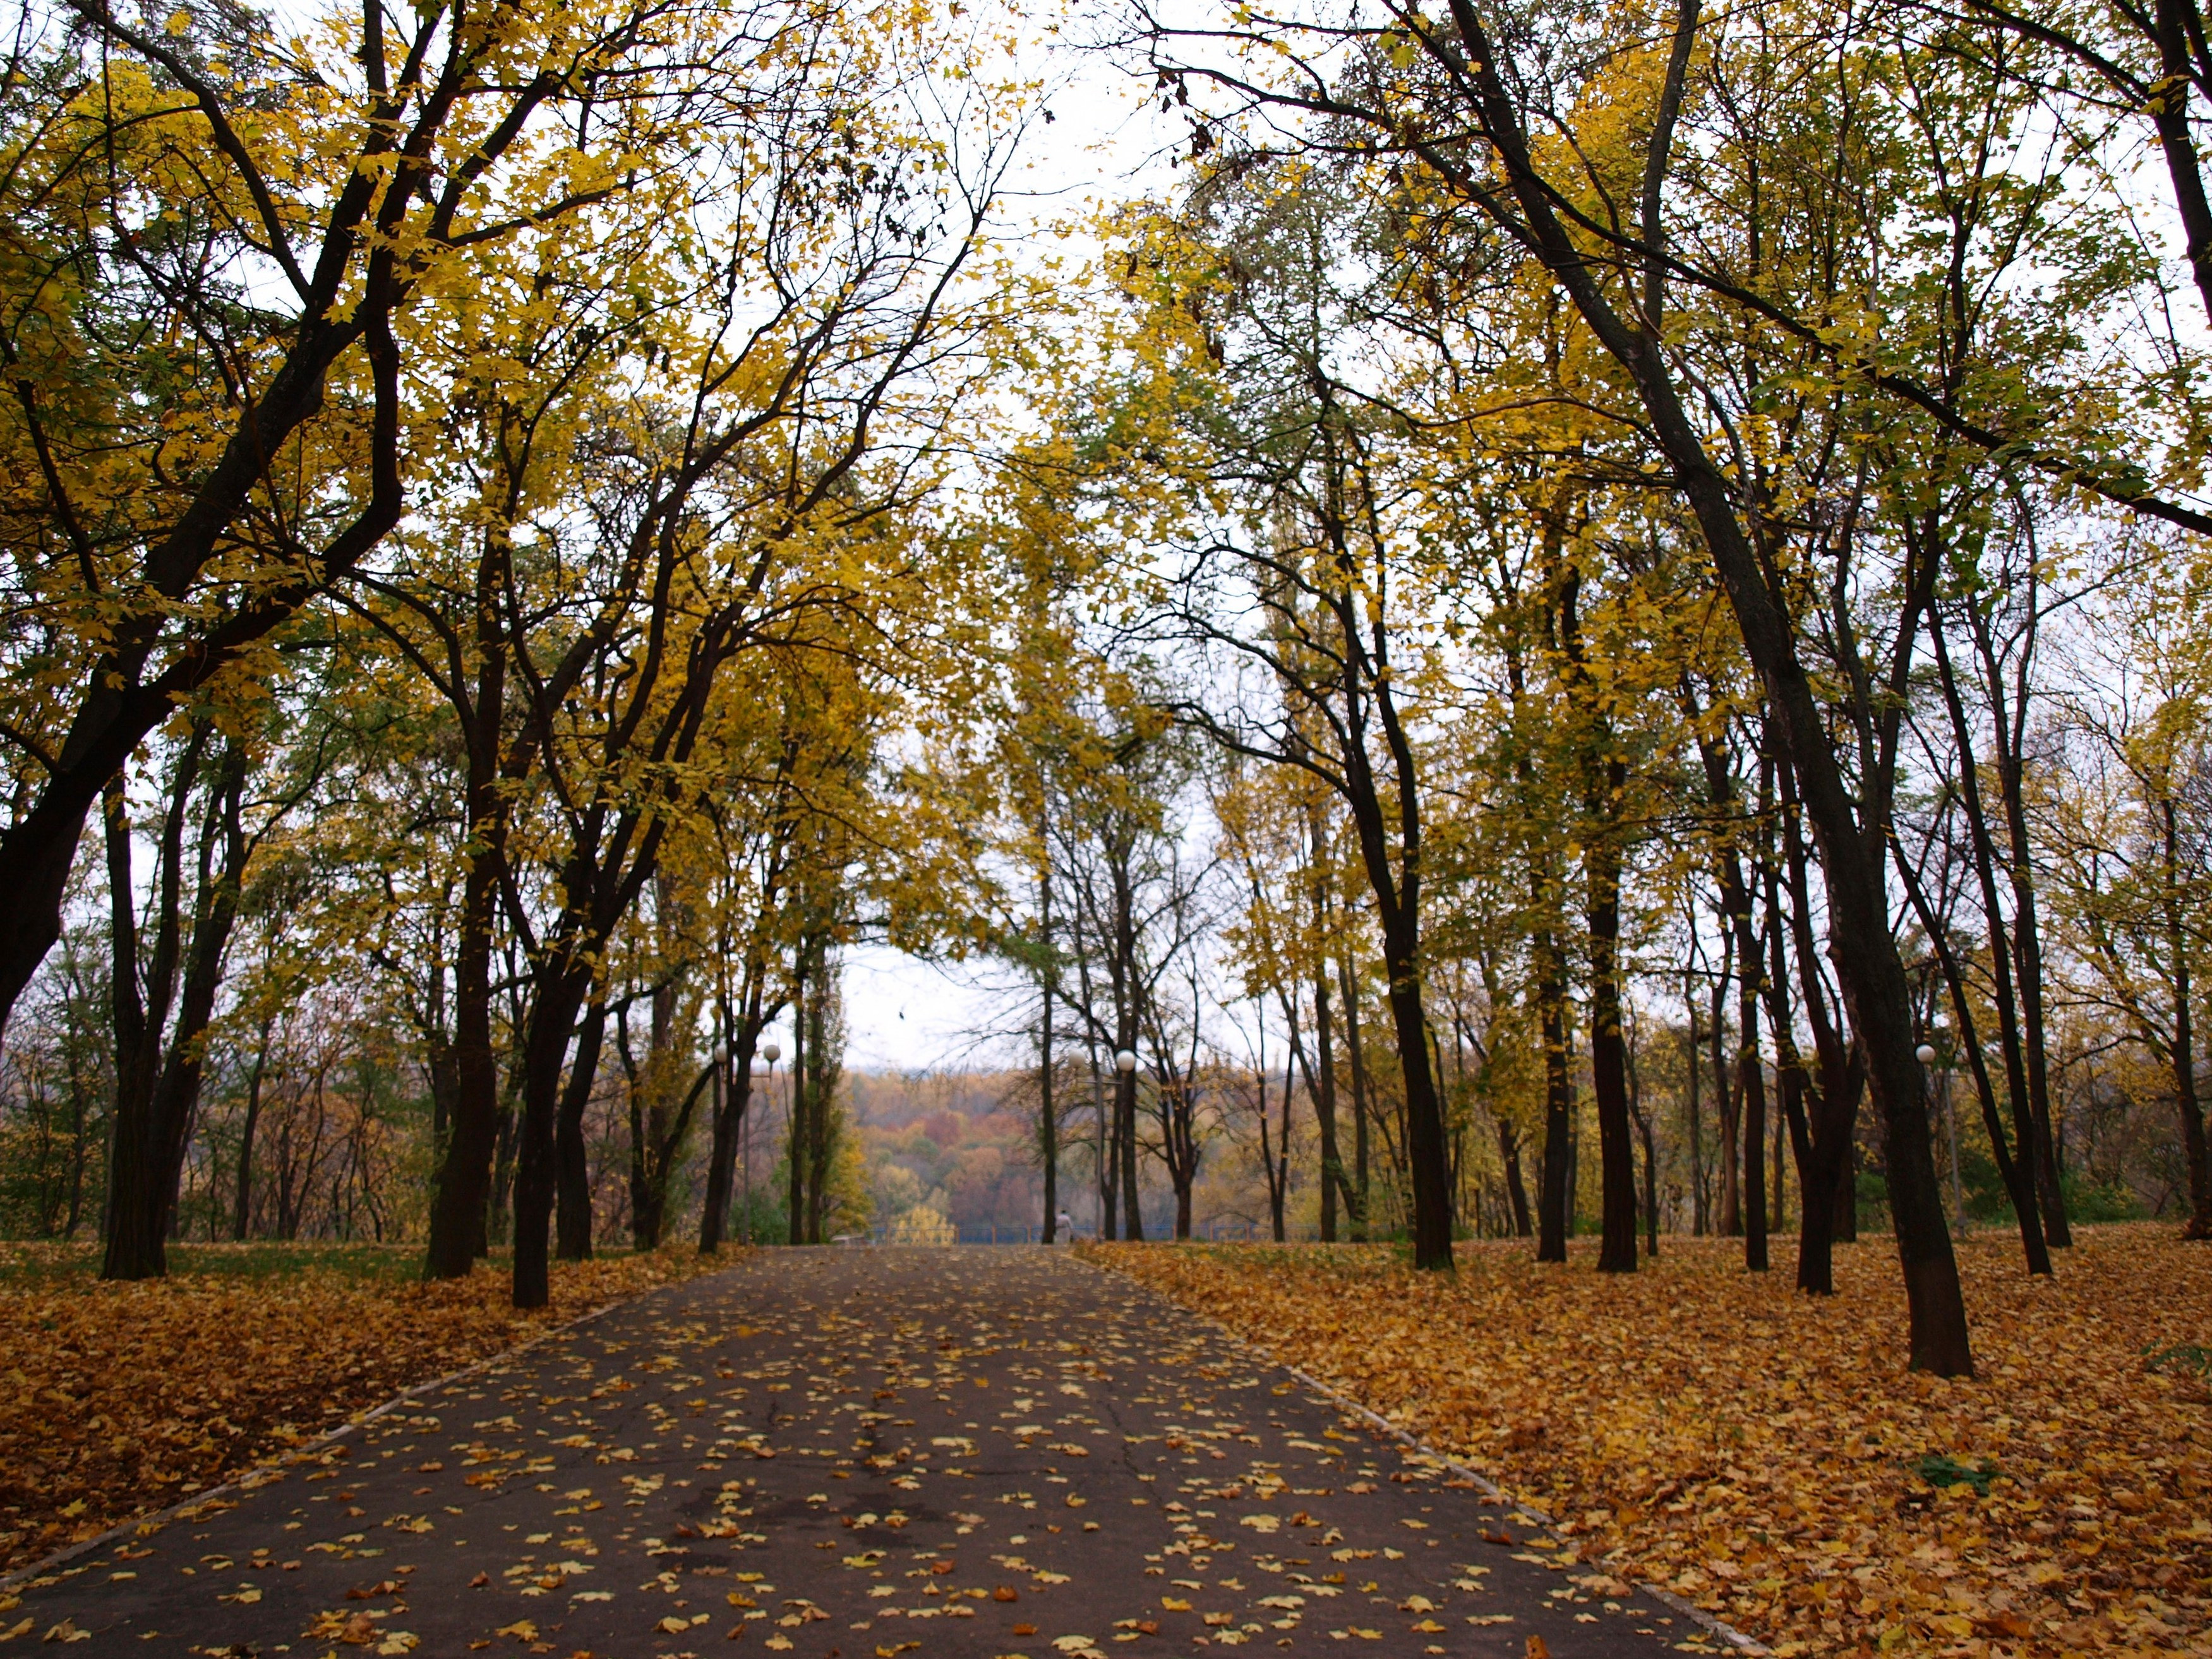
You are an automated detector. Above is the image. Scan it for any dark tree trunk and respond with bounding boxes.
[103,732,246,1281]
[1684,990,1707,1235]
[1896,847,2053,1276]
[1710,914,1741,1238]
[232,1020,272,1242]
[1536,929,1572,1263]
[1435,13,1973,1367]
[1499,1119,1534,1238]
[1313,971,1343,1242]
[2167,801,2211,1238]
[1270,1045,1294,1241]
[1115,1057,1143,1242]
[1628,1031,1659,1257]
[423,614,510,1280]
[1379,920,1453,1267]
[789,949,810,1245]
[701,974,767,1254]
[1740,1036,1769,1273]
[1927,609,2053,1267]
[1039,854,1059,1244]
[1588,792,1637,1273]
[1337,957,1373,1240]
[512,962,589,1308]
[555,1000,606,1261]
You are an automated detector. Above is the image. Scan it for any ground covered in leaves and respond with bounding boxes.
[1086,1226,2212,1658]
[0,1243,725,1574]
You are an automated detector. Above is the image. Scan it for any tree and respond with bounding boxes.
[0,0,738,1039]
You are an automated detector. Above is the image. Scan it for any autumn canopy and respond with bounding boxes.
[0,0,2208,1603]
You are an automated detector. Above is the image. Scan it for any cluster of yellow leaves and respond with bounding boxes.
[0,1247,726,1572]
[1089,1228,2212,1658]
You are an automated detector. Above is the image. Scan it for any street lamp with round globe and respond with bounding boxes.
[1915,1043,1937,1065]
[762,1042,780,1065]
[1114,1050,1137,1074]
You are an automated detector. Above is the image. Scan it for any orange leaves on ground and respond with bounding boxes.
[1087,1227,2212,1658]
[0,1248,724,1572]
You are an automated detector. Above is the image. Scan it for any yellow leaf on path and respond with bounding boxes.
[1161,1597,1191,1611]
[494,1620,538,1641]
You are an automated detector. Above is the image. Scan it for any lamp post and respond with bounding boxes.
[1918,1033,1962,1226]
[748,1041,781,1245]
[1113,1050,1137,1238]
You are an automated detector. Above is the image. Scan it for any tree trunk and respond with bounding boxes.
[1741,1038,1769,1272]
[1499,1120,1534,1237]
[701,1034,752,1254]
[1378,918,1453,1268]
[555,1000,606,1261]
[1536,929,1572,1263]
[423,794,507,1279]
[1441,15,1973,1367]
[232,1022,272,1242]
[1928,611,2052,1266]
[1338,957,1373,1240]
[1628,1029,1659,1257]
[1684,991,1707,1235]
[1040,854,1059,1244]
[2169,801,2211,1237]
[1588,794,1637,1273]
[789,949,810,1245]
[1313,968,1343,1242]
[1272,1045,1294,1241]
[512,963,589,1308]
[103,732,245,1282]
[1711,930,1741,1238]
[1115,1055,1143,1242]
[1896,847,2053,1275]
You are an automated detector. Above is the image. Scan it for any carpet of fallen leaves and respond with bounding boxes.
[1086,1226,2212,1658]
[0,1245,728,1574]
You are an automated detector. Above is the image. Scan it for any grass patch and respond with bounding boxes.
[1913,1453,2000,1495]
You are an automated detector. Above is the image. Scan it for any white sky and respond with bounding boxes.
[803,31,1181,1076]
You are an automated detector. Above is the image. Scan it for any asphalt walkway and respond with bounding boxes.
[8,1249,1701,1656]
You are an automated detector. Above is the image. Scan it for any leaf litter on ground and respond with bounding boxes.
[0,1243,726,1573]
[1084,1225,2212,1658]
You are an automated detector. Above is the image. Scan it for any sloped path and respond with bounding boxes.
[6,1249,1702,1656]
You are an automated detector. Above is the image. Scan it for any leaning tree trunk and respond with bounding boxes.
[1445,9,1973,1369]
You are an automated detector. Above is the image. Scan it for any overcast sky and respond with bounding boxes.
[798,27,1179,1075]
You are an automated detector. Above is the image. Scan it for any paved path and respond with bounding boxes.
[8,1250,1703,1656]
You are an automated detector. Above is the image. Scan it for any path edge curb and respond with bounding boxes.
[1071,1248,1771,1656]
[0,1281,658,1596]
